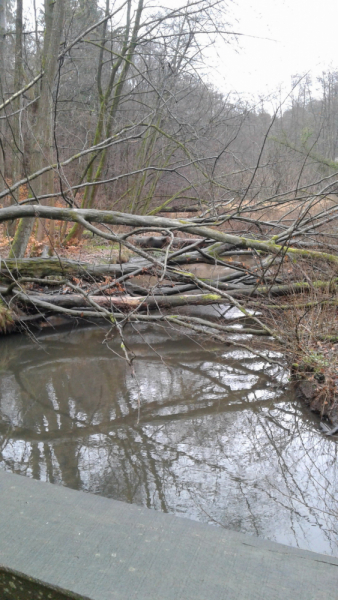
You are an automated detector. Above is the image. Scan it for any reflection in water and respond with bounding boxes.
[0,325,337,555]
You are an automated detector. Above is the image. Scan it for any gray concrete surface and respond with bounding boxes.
[0,469,337,600]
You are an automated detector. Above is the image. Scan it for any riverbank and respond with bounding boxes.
[295,371,338,428]
[260,291,338,424]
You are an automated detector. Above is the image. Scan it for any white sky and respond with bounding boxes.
[22,0,338,104]
[209,0,338,101]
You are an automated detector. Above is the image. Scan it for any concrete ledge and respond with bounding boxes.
[0,470,337,600]
[0,565,91,600]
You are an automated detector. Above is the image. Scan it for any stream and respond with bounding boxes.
[0,323,337,556]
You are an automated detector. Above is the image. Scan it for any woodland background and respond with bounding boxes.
[0,0,338,418]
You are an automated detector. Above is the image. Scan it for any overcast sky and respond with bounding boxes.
[23,0,338,104]
[209,0,338,102]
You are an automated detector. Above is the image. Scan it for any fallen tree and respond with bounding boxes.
[0,199,338,421]
[2,204,338,264]
[1,0,338,426]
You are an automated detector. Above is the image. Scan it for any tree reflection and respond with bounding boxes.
[0,325,337,556]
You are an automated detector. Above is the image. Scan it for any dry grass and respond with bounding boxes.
[259,259,338,420]
[0,302,14,333]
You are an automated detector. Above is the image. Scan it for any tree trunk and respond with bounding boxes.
[65,0,144,243]
[10,0,65,258]
[11,0,23,201]
[7,0,23,238]
[0,0,6,193]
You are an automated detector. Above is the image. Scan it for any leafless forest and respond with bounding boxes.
[0,0,338,417]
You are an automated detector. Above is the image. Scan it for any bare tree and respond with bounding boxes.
[10,0,65,257]
[0,0,337,421]
[0,0,6,190]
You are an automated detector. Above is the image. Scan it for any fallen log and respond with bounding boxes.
[155,206,199,213]
[132,236,207,249]
[0,256,252,288]
[13,277,337,312]
[16,292,227,310]
[0,258,147,279]
[0,253,237,280]
[2,204,338,263]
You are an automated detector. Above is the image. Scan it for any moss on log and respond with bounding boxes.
[1,205,338,264]
[0,258,139,280]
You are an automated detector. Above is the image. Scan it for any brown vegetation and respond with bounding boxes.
[1,0,338,424]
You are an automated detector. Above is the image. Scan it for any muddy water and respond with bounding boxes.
[0,325,337,556]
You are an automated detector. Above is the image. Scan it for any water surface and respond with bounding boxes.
[0,325,337,556]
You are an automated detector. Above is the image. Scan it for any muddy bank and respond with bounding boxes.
[295,377,338,428]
